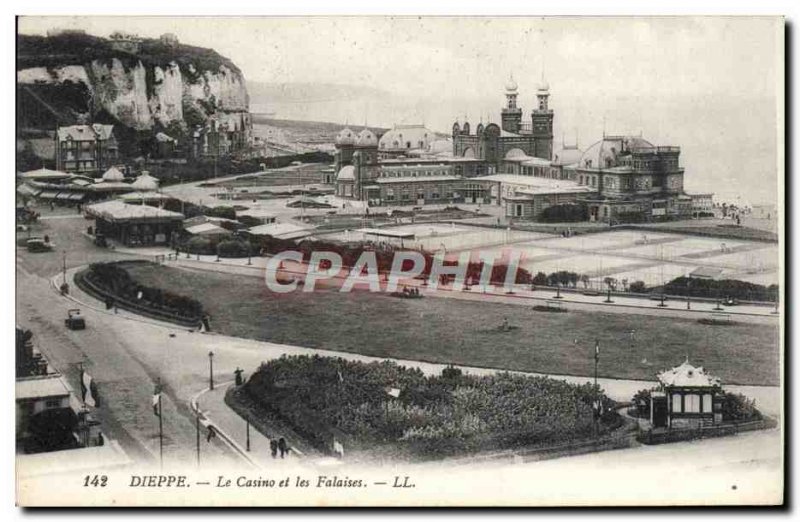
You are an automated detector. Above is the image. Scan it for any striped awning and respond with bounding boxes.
[38,191,59,199]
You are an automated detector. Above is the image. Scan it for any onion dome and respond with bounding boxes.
[335,128,355,146]
[355,128,378,147]
[505,75,518,93]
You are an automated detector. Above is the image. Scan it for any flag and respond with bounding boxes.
[206,425,216,443]
[595,340,600,362]
[152,392,161,417]
[333,438,344,457]
[337,370,344,383]
[385,387,401,398]
[81,370,96,408]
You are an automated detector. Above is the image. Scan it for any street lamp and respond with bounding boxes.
[208,351,215,390]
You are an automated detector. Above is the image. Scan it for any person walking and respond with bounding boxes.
[270,439,278,459]
[278,437,288,459]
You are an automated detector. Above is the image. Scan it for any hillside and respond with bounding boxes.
[16,32,249,132]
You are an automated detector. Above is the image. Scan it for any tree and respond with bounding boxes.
[532,272,548,286]
[629,280,647,293]
[603,277,618,291]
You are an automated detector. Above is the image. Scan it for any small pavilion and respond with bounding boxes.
[650,358,723,429]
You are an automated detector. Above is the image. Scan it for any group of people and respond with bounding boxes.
[270,437,289,459]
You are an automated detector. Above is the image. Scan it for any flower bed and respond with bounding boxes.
[240,355,621,460]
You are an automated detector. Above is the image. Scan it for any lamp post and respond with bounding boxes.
[208,351,215,391]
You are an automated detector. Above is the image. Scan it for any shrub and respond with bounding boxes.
[629,280,647,293]
[663,276,778,302]
[185,236,213,255]
[720,392,761,422]
[217,239,250,258]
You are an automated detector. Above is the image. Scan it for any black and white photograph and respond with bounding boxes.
[12,14,784,507]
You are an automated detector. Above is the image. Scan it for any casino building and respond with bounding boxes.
[332,76,704,222]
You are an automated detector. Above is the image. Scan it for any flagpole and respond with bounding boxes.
[196,413,200,467]
[159,394,164,469]
[594,339,599,440]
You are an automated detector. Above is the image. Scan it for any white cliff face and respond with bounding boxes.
[90,59,153,129]
[17,59,249,131]
[149,62,184,125]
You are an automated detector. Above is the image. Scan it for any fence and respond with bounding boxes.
[637,417,776,445]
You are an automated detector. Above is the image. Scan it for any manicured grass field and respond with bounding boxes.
[126,263,780,386]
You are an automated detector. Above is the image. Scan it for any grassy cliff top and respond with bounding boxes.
[17,33,242,78]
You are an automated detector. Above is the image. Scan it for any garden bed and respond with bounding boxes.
[236,355,624,462]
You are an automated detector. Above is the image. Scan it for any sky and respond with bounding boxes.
[17,16,783,204]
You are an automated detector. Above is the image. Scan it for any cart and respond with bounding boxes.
[65,309,86,330]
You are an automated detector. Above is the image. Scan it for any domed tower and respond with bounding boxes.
[531,78,554,160]
[354,128,379,165]
[334,127,356,173]
[501,75,523,133]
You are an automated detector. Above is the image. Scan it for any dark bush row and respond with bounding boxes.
[85,262,203,320]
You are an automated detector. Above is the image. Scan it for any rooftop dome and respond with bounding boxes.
[505,75,518,93]
[102,166,125,182]
[130,172,159,191]
[337,165,355,181]
[378,124,434,151]
[537,79,550,93]
[355,128,378,147]
[335,128,355,146]
[578,136,654,169]
[552,146,584,167]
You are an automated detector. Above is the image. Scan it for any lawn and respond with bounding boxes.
[125,263,780,386]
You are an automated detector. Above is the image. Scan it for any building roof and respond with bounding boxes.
[130,172,160,191]
[374,175,462,184]
[16,376,70,401]
[379,124,435,151]
[355,128,378,147]
[335,128,356,146]
[90,181,133,192]
[657,359,721,388]
[184,223,231,236]
[56,124,114,142]
[118,191,173,202]
[553,146,583,166]
[579,136,655,170]
[337,165,355,181]
[85,200,184,222]
[475,174,594,196]
[20,168,72,181]
[247,222,314,240]
[101,167,125,182]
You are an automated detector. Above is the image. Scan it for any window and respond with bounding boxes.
[703,394,713,413]
[685,394,700,413]
[672,393,682,413]
[385,188,395,201]
[45,399,62,408]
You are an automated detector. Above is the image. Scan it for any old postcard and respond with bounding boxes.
[14,15,784,507]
